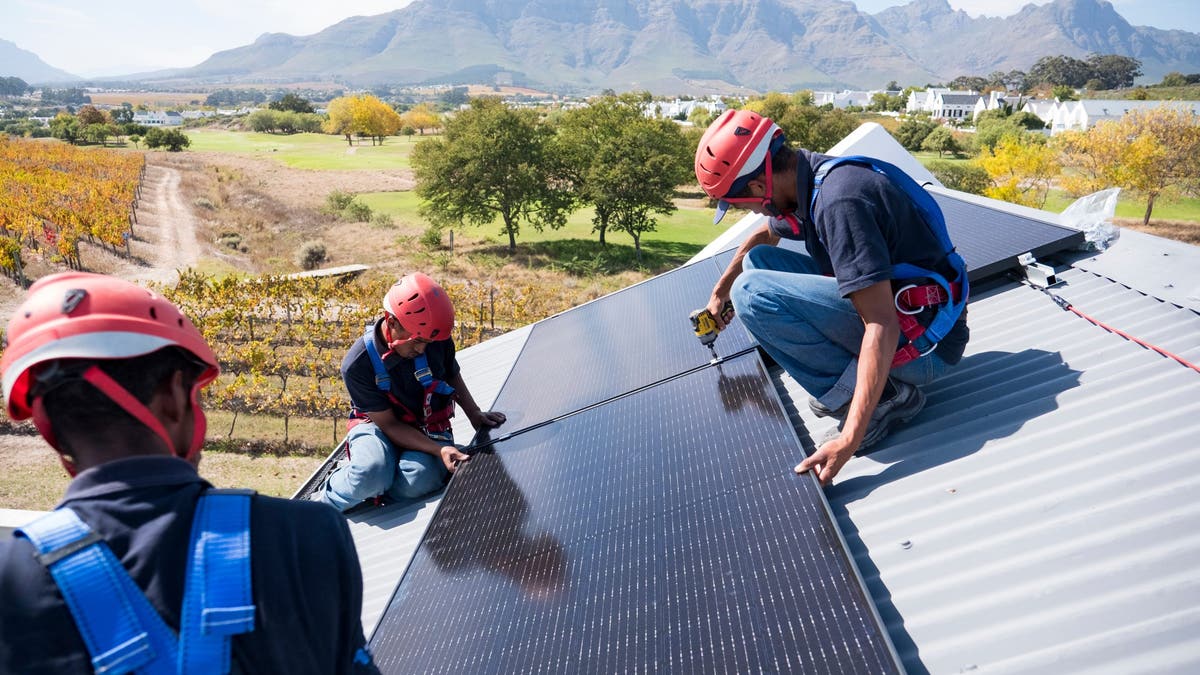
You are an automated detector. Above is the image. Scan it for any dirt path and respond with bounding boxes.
[120,161,201,285]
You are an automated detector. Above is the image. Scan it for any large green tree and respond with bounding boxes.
[554,94,691,252]
[412,98,574,252]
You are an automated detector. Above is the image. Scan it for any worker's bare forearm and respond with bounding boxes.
[712,223,778,300]
[445,372,480,416]
[843,282,901,444]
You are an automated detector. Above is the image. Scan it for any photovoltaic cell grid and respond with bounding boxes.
[370,353,899,674]
[488,251,756,431]
[933,192,1084,282]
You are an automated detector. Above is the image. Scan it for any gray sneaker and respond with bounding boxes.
[808,397,848,420]
[818,380,926,451]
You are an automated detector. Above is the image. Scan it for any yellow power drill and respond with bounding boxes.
[689,300,734,362]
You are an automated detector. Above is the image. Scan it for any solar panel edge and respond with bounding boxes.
[752,354,906,673]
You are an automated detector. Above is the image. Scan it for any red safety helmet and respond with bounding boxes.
[383,272,455,341]
[694,109,784,224]
[1,272,219,466]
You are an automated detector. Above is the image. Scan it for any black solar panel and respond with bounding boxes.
[369,353,899,674]
[489,251,756,431]
[933,192,1084,281]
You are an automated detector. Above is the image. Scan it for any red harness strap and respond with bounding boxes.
[891,281,964,367]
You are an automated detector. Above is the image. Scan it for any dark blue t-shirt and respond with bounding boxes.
[765,150,969,364]
[0,456,379,675]
[341,318,461,422]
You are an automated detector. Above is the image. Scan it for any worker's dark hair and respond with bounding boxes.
[34,346,206,446]
[727,144,798,199]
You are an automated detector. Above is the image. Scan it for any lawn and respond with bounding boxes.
[187,129,419,170]
[1043,190,1200,222]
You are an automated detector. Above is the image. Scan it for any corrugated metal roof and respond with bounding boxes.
[771,244,1200,673]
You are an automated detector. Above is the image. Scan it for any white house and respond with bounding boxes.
[972,91,1028,120]
[1050,99,1200,135]
[643,97,726,120]
[1021,99,1060,127]
[812,90,878,109]
[131,111,183,126]
[930,91,982,120]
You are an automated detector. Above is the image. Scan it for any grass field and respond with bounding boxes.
[1043,190,1200,222]
[187,129,419,170]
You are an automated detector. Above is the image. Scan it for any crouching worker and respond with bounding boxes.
[0,272,379,674]
[313,272,505,512]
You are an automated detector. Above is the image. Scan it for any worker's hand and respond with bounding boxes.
[795,433,858,485]
[707,294,734,330]
[440,445,470,472]
[468,409,506,430]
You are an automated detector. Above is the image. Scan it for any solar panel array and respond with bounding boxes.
[370,354,898,673]
[367,256,901,673]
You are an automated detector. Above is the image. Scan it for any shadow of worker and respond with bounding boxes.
[422,446,570,601]
[815,348,1083,674]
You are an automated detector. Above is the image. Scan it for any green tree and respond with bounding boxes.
[975,117,1027,153]
[248,109,282,133]
[892,119,938,151]
[1086,54,1142,89]
[268,93,314,113]
[76,105,106,126]
[554,94,691,254]
[1160,72,1188,87]
[1030,55,1091,87]
[412,98,574,252]
[49,113,81,144]
[921,126,961,158]
[1052,84,1078,101]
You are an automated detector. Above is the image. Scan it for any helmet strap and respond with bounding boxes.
[81,365,181,459]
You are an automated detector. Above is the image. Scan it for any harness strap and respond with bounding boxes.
[359,325,455,433]
[17,509,179,675]
[16,490,256,675]
[180,489,256,675]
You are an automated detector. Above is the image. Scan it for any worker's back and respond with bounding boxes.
[0,456,379,675]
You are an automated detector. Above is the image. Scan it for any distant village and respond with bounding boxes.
[2,80,1199,139]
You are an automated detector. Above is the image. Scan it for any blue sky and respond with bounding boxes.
[3,0,1198,78]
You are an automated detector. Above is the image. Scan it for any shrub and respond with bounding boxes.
[371,212,394,228]
[217,232,243,249]
[927,160,991,195]
[419,225,444,250]
[324,190,355,214]
[346,201,373,222]
[194,197,215,210]
[296,240,328,270]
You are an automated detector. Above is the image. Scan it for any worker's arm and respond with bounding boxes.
[445,371,506,430]
[795,280,899,485]
[364,407,469,472]
[707,222,780,329]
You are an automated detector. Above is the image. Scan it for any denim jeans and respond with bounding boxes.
[733,245,949,412]
[321,422,450,512]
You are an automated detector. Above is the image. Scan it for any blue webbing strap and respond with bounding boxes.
[811,155,969,348]
[412,354,455,396]
[179,489,255,675]
[362,325,390,392]
[17,509,178,675]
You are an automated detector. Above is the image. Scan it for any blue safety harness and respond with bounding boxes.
[16,489,255,675]
[811,155,969,367]
[358,325,455,439]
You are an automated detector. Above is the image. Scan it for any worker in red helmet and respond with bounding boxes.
[312,272,505,512]
[0,272,379,674]
[695,109,970,485]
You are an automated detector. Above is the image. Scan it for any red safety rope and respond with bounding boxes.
[1034,283,1200,375]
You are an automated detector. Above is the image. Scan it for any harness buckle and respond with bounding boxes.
[894,284,924,315]
[414,367,433,382]
[917,340,939,358]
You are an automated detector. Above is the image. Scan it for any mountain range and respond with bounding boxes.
[7,0,1200,94]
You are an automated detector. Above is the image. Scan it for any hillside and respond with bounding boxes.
[137,0,1200,94]
[0,38,78,84]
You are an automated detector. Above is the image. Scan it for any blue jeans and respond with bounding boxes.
[733,245,949,412]
[320,422,450,512]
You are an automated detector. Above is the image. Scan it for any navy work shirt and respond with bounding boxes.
[0,456,379,675]
[341,317,461,422]
[766,150,969,364]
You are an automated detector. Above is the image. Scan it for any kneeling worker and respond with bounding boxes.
[314,272,505,511]
[0,272,378,674]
